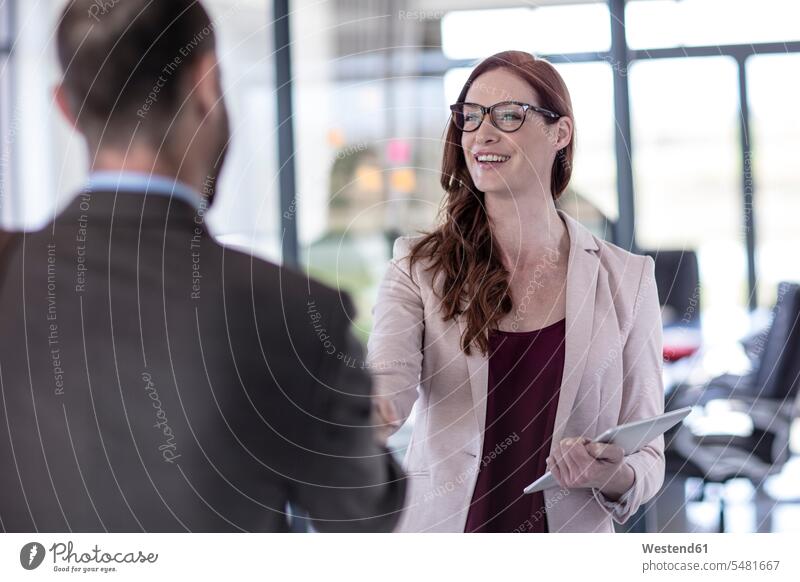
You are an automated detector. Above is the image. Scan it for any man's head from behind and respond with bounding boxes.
[56,0,229,195]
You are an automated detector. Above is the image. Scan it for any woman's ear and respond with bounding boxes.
[553,116,573,151]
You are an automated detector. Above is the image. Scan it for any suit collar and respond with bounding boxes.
[558,208,600,253]
[57,188,201,227]
[85,171,205,211]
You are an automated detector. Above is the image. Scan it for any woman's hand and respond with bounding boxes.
[371,397,401,447]
[546,436,635,500]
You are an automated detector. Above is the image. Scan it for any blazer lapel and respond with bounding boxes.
[457,210,600,452]
[551,211,600,447]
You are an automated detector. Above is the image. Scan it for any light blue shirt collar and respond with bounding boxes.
[84,171,204,211]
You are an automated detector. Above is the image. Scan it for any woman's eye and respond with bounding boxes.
[498,111,521,121]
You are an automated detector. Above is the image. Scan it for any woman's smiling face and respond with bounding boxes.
[460,68,569,196]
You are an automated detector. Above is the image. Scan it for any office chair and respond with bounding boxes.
[661,282,800,531]
[644,249,701,328]
[668,282,800,407]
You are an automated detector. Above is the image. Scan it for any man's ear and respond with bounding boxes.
[53,83,80,131]
[190,51,222,118]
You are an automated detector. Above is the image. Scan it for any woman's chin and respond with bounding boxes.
[471,169,517,193]
[475,179,511,194]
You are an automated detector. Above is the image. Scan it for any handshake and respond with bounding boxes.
[371,396,402,448]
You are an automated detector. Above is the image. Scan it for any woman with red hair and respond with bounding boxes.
[368,51,665,533]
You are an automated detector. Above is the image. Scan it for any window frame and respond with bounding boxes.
[316,0,800,309]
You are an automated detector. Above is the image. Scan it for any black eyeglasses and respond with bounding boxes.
[449,100,561,133]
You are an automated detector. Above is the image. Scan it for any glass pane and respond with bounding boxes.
[443,66,471,104]
[203,0,280,263]
[627,0,800,50]
[10,0,72,230]
[446,62,617,238]
[3,0,281,247]
[748,54,800,307]
[554,62,616,237]
[0,1,10,47]
[302,57,617,340]
[630,57,745,338]
[0,0,9,226]
[296,72,448,341]
[0,54,13,227]
[294,2,447,342]
[442,3,610,60]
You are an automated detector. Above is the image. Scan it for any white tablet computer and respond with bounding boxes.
[523,406,692,494]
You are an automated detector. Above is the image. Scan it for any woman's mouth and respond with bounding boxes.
[474,153,511,167]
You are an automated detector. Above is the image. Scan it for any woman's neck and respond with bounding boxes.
[484,187,569,270]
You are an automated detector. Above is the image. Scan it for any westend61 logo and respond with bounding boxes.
[19,541,158,574]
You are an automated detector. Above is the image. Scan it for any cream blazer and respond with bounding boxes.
[367,210,665,532]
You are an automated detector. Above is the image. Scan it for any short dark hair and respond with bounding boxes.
[56,0,215,138]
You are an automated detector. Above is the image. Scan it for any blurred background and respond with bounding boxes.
[1,0,799,532]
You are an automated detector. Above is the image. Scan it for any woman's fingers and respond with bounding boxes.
[558,439,582,486]
[586,442,624,464]
[549,437,604,489]
[374,398,399,426]
[547,438,630,491]
[549,437,579,487]
[567,440,597,485]
[547,441,569,488]
[566,437,598,486]
[371,398,401,446]
[547,452,565,488]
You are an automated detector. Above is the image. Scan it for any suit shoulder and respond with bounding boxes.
[218,241,344,311]
[595,238,652,287]
[392,234,426,260]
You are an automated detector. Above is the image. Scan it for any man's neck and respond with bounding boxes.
[89,146,202,193]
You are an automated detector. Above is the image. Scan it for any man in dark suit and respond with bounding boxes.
[0,0,404,532]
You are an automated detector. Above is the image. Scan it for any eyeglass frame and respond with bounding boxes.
[449,100,561,133]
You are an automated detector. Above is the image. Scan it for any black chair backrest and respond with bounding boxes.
[753,282,800,400]
[644,249,701,326]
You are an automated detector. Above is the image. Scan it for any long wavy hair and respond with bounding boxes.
[409,51,575,356]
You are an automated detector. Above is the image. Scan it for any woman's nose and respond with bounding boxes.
[474,121,500,144]
[475,128,498,144]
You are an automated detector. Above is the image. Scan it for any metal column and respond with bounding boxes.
[609,0,637,252]
[737,56,758,310]
[274,0,299,267]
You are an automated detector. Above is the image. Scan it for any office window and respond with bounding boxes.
[0,0,280,255]
[626,0,800,50]
[202,0,280,262]
[445,61,616,239]
[441,3,610,60]
[9,0,67,230]
[294,1,449,341]
[748,54,800,307]
[630,57,745,335]
[295,55,618,341]
[0,0,13,227]
[555,62,616,233]
[296,73,447,338]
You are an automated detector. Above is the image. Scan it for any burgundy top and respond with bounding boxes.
[464,318,565,533]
